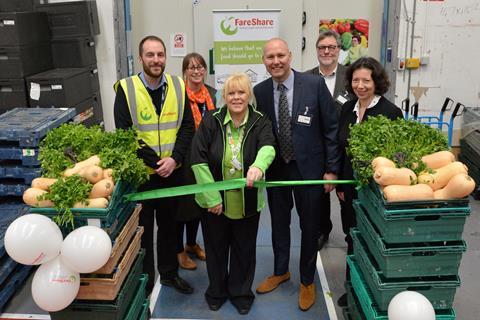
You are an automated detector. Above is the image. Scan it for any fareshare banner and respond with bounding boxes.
[213,9,280,90]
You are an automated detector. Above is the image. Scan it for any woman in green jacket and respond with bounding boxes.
[190,73,275,315]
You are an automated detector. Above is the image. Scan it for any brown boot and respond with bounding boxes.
[256,272,291,294]
[299,283,316,311]
[185,243,206,261]
[178,251,197,270]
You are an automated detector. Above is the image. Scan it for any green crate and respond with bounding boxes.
[361,181,469,211]
[353,236,460,311]
[49,249,145,320]
[354,204,466,278]
[31,180,137,240]
[138,298,150,320]
[346,282,367,320]
[125,274,148,320]
[347,256,456,320]
[356,189,469,243]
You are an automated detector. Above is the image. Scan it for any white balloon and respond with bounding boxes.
[388,291,436,320]
[5,214,63,265]
[60,226,112,273]
[31,256,80,312]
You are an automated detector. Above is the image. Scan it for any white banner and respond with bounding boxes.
[213,9,280,90]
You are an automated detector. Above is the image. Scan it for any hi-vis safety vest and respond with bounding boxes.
[115,74,185,172]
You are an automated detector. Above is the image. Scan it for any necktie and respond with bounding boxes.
[277,84,294,163]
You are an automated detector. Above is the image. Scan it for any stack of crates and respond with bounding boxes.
[47,205,150,320]
[28,153,146,318]
[344,181,469,319]
[31,0,103,126]
[0,1,51,114]
[0,107,75,311]
[459,107,480,199]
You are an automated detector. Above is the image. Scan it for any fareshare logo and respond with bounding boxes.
[220,17,238,36]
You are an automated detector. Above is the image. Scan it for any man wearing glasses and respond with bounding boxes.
[305,30,351,250]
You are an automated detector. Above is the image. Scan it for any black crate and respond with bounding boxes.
[0,0,39,12]
[0,79,28,111]
[72,92,102,127]
[36,0,99,40]
[0,12,49,46]
[27,68,93,107]
[0,43,52,79]
[51,37,96,68]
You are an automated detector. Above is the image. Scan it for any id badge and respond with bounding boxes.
[336,94,348,105]
[297,106,312,125]
[231,157,242,170]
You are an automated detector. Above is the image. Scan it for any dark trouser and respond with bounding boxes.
[341,184,358,281]
[318,192,348,239]
[200,212,260,307]
[267,161,325,285]
[139,173,180,293]
[176,218,200,252]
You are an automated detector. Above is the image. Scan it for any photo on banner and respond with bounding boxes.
[319,18,369,65]
[213,9,280,90]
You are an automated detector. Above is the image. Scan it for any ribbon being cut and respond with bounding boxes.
[124,179,359,201]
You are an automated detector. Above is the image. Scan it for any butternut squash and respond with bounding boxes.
[417,161,468,191]
[90,179,115,199]
[22,188,54,207]
[103,168,114,181]
[31,177,57,191]
[64,155,101,177]
[383,184,434,202]
[373,167,417,186]
[371,157,396,171]
[422,151,455,169]
[73,198,109,208]
[434,173,476,199]
[78,165,104,184]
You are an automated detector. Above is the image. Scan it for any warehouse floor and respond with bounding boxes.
[1,195,479,319]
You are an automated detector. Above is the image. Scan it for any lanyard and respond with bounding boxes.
[226,123,245,175]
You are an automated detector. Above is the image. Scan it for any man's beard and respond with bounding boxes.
[143,63,164,79]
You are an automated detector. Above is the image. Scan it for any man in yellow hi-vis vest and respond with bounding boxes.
[114,35,195,295]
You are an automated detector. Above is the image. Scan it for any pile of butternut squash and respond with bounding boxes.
[372,151,476,202]
[23,155,116,208]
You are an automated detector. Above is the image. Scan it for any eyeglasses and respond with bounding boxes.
[187,65,205,72]
[317,45,338,52]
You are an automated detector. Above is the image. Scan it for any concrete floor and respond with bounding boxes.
[1,194,479,319]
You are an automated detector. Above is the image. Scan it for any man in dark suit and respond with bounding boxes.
[305,30,352,251]
[254,38,340,311]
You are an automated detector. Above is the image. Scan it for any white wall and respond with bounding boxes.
[129,0,384,81]
[394,0,480,144]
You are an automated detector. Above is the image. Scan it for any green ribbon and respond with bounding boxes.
[124,179,358,202]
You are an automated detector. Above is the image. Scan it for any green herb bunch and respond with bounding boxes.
[347,116,448,185]
[39,175,93,228]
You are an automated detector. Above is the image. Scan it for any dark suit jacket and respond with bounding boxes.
[254,70,340,180]
[305,63,352,115]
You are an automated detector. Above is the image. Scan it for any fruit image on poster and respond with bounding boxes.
[319,18,369,65]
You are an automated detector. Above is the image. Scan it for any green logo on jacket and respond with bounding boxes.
[140,109,152,121]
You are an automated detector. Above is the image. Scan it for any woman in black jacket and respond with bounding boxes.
[336,57,403,306]
[190,73,275,315]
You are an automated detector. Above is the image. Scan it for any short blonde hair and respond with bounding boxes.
[222,73,253,103]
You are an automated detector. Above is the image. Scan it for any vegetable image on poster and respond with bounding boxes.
[319,18,369,65]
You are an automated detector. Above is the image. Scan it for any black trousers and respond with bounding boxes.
[139,172,180,293]
[176,218,200,252]
[200,212,260,307]
[318,192,348,238]
[267,161,325,285]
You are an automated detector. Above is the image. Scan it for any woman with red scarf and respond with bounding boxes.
[176,52,217,270]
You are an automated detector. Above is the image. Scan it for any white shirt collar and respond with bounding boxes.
[353,95,381,123]
[319,65,338,78]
